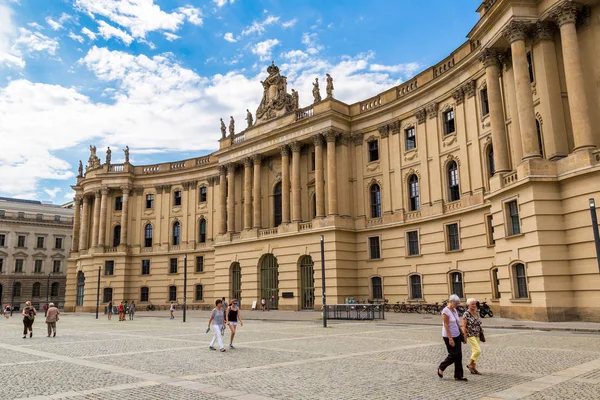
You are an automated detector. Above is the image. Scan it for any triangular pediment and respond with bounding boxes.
[13,251,28,258]
[32,252,47,259]
[0,249,8,257]
[51,253,66,260]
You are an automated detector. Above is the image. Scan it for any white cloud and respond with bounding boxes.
[81,27,97,40]
[223,32,237,43]
[213,0,234,7]
[370,62,420,77]
[242,15,279,36]
[97,20,134,45]
[281,49,307,60]
[281,18,297,29]
[302,32,323,55]
[163,32,180,41]
[68,31,85,43]
[12,28,59,57]
[27,22,44,30]
[252,39,279,61]
[46,17,62,31]
[44,187,62,199]
[177,6,203,26]
[0,4,25,68]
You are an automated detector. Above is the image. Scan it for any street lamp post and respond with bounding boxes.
[320,235,327,328]
[10,278,15,316]
[95,266,101,319]
[183,255,187,323]
[589,198,600,272]
[45,273,50,317]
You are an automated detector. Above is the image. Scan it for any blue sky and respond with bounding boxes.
[0,0,480,203]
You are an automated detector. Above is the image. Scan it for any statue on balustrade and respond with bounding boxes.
[312,78,321,103]
[246,109,253,128]
[77,160,83,177]
[106,147,111,165]
[255,61,298,125]
[326,73,334,98]
[291,89,299,110]
[87,145,101,170]
[229,116,235,136]
[124,146,130,163]
[220,118,226,139]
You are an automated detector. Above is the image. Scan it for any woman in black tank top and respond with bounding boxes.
[225,299,243,349]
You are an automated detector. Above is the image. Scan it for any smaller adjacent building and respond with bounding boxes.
[0,197,73,310]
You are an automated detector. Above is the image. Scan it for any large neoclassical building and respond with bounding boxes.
[66,0,600,321]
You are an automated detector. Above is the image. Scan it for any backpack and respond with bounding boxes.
[27,308,35,321]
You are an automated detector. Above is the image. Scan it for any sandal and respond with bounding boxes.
[467,364,476,374]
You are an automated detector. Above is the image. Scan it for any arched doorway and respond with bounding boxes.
[231,262,242,302]
[260,254,279,309]
[76,271,85,307]
[299,255,314,310]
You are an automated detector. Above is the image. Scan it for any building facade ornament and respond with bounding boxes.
[414,108,427,124]
[251,154,263,165]
[426,102,438,119]
[154,185,163,195]
[289,141,302,153]
[312,78,322,103]
[229,116,235,137]
[479,48,500,69]
[133,186,144,196]
[220,118,226,139]
[324,130,338,143]
[352,132,364,146]
[100,187,110,196]
[312,134,324,147]
[255,62,297,124]
[161,185,172,192]
[551,1,580,26]
[462,80,476,98]
[389,120,401,134]
[182,182,190,190]
[94,190,101,199]
[243,157,253,168]
[378,125,390,138]
[325,73,334,98]
[124,146,130,163]
[245,109,253,128]
[226,163,236,174]
[497,50,512,71]
[280,145,290,157]
[452,88,465,105]
[535,21,556,41]
[502,20,530,44]
[105,147,112,165]
[339,133,352,145]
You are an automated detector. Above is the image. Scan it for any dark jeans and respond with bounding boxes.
[439,336,464,378]
[23,318,34,335]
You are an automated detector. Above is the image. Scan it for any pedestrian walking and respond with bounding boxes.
[169,302,175,319]
[22,301,37,339]
[463,298,484,375]
[118,301,125,321]
[225,299,243,349]
[4,304,10,319]
[437,294,467,381]
[128,301,135,320]
[45,302,59,337]
[208,299,226,352]
[261,298,266,311]
[107,300,113,320]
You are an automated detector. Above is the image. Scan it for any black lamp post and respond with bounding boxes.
[320,235,327,328]
[589,198,600,272]
[95,266,101,319]
[183,254,187,323]
[45,273,50,317]
[10,278,15,316]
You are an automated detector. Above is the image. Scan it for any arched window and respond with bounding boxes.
[408,175,420,211]
[76,272,84,306]
[536,119,544,158]
[144,224,153,247]
[370,184,381,218]
[113,225,121,247]
[450,271,464,299]
[273,182,282,227]
[13,282,21,297]
[488,146,495,177]
[51,282,59,297]
[447,161,460,201]
[103,287,113,303]
[370,276,383,300]
[172,222,180,245]
[409,275,422,299]
[513,263,528,299]
[32,282,41,297]
[199,219,206,243]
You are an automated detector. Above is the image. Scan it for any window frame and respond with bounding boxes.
[36,236,45,249]
[17,235,25,248]
[513,263,529,299]
[196,256,204,273]
[505,200,521,236]
[103,287,113,303]
[52,259,61,273]
[50,282,60,297]
[15,259,23,273]
[491,267,501,299]
[144,224,153,248]
[141,259,150,275]
[526,51,535,83]
[34,259,43,273]
[370,276,383,300]
[447,161,460,202]
[169,258,178,274]
[368,236,381,260]
[406,230,420,256]
[32,282,41,297]
[168,285,177,302]
[408,174,420,212]
[104,260,115,276]
[0,234,5,247]
[140,287,149,302]
[443,109,456,136]
[199,186,207,203]
[369,184,382,219]
[480,88,489,116]
[445,222,461,252]
[13,282,22,297]
[199,218,207,243]
[195,284,203,301]
[449,271,464,299]
[55,237,63,250]
[113,225,121,247]
[146,193,154,209]
[174,190,182,207]
[405,127,416,151]
[409,274,423,300]
[172,222,181,245]
[487,145,495,177]
[367,139,379,163]
[485,214,495,246]
[114,196,123,211]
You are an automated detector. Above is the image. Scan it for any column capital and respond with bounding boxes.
[378,125,390,138]
[280,145,290,157]
[94,190,101,199]
[82,196,92,204]
[120,185,131,195]
[74,195,82,204]
[133,186,144,196]
[497,50,512,71]
[226,163,236,174]
[101,187,110,196]
[551,1,580,27]
[207,175,219,186]
[218,164,227,175]
[252,154,263,165]
[503,20,530,44]
[324,129,339,143]
[289,141,302,153]
[426,102,438,119]
[535,21,556,41]
[414,108,427,124]
[352,132,364,146]
[478,48,501,68]
[462,80,476,98]
[182,181,190,190]
[312,134,324,147]
[452,88,465,105]
[154,185,163,194]
[339,133,353,145]
[243,157,253,168]
[161,184,172,192]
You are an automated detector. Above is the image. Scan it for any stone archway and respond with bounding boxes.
[260,254,279,309]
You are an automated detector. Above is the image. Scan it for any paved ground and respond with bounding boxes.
[1,313,600,399]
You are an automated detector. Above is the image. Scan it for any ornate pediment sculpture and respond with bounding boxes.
[255,61,298,125]
[87,145,101,170]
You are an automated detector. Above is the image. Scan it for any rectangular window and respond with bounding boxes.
[410,275,422,299]
[515,264,528,298]
[371,277,383,300]
[141,287,149,302]
[196,256,204,273]
[103,288,113,303]
[146,194,154,209]
[486,215,495,245]
[36,237,44,249]
[507,201,521,236]
[527,52,534,83]
[17,235,25,247]
[55,237,63,249]
[446,223,460,251]
[368,140,379,162]
[405,127,416,151]
[311,152,316,171]
[104,260,114,276]
[141,259,150,275]
[53,260,61,273]
[169,286,177,302]
[169,258,178,274]
[0,234,5,246]
[36,213,43,221]
[407,231,419,256]
[492,268,501,299]
[195,285,203,301]
[15,259,23,272]
[115,196,123,211]
[199,187,207,203]
[481,88,489,116]
[174,191,182,206]
[368,236,381,260]
[443,109,455,135]
[34,260,43,273]
[0,258,3,273]
[54,215,61,222]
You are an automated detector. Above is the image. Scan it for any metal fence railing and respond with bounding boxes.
[324,304,385,321]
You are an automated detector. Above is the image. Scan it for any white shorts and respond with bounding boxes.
[229,322,237,326]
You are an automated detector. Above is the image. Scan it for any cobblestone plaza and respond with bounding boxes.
[1,313,600,399]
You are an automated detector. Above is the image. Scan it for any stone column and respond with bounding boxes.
[281,145,291,224]
[227,163,236,233]
[313,134,325,218]
[90,191,101,247]
[79,196,91,251]
[290,142,302,222]
[98,188,109,247]
[243,158,253,230]
[218,166,227,235]
[324,130,339,216]
[499,51,524,165]
[120,186,130,246]
[480,49,511,173]
[503,21,541,160]
[553,3,595,151]
[72,196,81,252]
[252,155,262,228]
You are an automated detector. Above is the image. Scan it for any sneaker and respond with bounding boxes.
[22,336,26,339]
[229,344,235,349]
[220,348,226,352]
[30,332,32,338]
[53,332,56,337]
[209,346,216,351]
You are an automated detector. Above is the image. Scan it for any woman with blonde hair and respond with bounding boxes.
[22,301,37,339]
[462,297,484,374]
[225,299,243,349]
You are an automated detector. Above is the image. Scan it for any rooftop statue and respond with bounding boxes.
[326,73,334,98]
[106,146,112,165]
[229,116,235,136]
[124,146,130,163]
[291,89,299,110]
[87,145,101,170]
[312,78,321,103]
[246,109,253,128]
[220,118,226,139]
[255,61,298,124]
[78,160,83,177]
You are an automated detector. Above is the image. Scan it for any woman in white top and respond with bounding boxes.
[437,294,467,381]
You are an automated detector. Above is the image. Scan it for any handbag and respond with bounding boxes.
[479,329,486,343]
